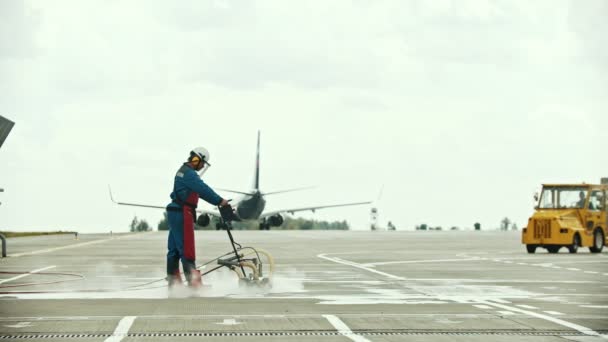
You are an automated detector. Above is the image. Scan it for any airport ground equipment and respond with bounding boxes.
[522,179,608,254]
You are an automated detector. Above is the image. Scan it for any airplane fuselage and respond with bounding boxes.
[235,192,266,220]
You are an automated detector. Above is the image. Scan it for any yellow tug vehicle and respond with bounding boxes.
[522,179,608,254]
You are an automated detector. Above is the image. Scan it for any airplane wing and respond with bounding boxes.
[108,186,219,217]
[260,201,371,219]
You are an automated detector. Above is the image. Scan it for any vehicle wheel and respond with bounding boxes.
[589,229,605,253]
[547,246,560,253]
[568,234,580,254]
[526,245,537,254]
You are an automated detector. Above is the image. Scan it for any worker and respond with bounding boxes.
[166,147,232,289]
[576,191,586,208]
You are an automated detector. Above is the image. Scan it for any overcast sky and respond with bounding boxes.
[1,0,606,233]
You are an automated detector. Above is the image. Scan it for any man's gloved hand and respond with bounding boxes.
[219,203,241,222]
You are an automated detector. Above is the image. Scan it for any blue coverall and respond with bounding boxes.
[166,163,223,282]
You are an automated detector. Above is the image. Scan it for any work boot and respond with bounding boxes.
[188,270,203,289]
[167,271,182,288]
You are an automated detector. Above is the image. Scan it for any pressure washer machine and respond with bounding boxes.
[197,221,274,287]
[196,206,274,287]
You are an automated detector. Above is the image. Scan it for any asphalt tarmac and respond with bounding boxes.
[0,230,607,341]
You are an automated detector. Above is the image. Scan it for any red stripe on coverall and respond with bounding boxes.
[182,192,199,260]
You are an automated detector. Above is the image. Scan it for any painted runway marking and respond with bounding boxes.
[482,301,607,338]
[0,266,56,284]
[580,305,608,309]
[544,311,564,315]
[498,311,515,316]
[104,316,136,342]
[473,305,492,309]
[488,299,511,304]
[323,315,370,342]
[516,305,538,310]
[465,253,607,276]
[3,322,32,329]
[318,254,406,281]
[216,319,242,326]
[10,234,140,257]
[363,258,479,267]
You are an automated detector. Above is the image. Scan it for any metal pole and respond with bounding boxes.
[0,233,6,258]
[226,223,246,277]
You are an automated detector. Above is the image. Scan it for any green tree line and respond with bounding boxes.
[130,216,151,232]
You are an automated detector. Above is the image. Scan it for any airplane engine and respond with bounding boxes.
[196,213,210,227]
[268,214,284,227]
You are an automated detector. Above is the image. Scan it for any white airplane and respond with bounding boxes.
[110,131,371,229]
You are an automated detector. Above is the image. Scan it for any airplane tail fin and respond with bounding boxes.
[253,130,260,191]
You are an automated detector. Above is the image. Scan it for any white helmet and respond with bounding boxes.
[190,147,211,175]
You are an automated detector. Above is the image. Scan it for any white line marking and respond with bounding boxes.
[544,311,564,315]
[584,271,599,274]
[516,305,538,310]
[488,299,511,304]
[363,258,480,267]
[498,311,515,316]
[473,305,492,309]
[323,315,370,342]
[580,305,608,309]
[482,301,606,338]
[0,266,56,284]
[96,276,161,280]
[318,254,406,280]
[567,268,581,271]
[104,316,136,342]
[4,322,32,329]
[216,319,242,326]
[303,280,386,284]
[10,238,124,257]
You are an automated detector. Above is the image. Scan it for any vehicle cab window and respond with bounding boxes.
[589,190,605,211]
